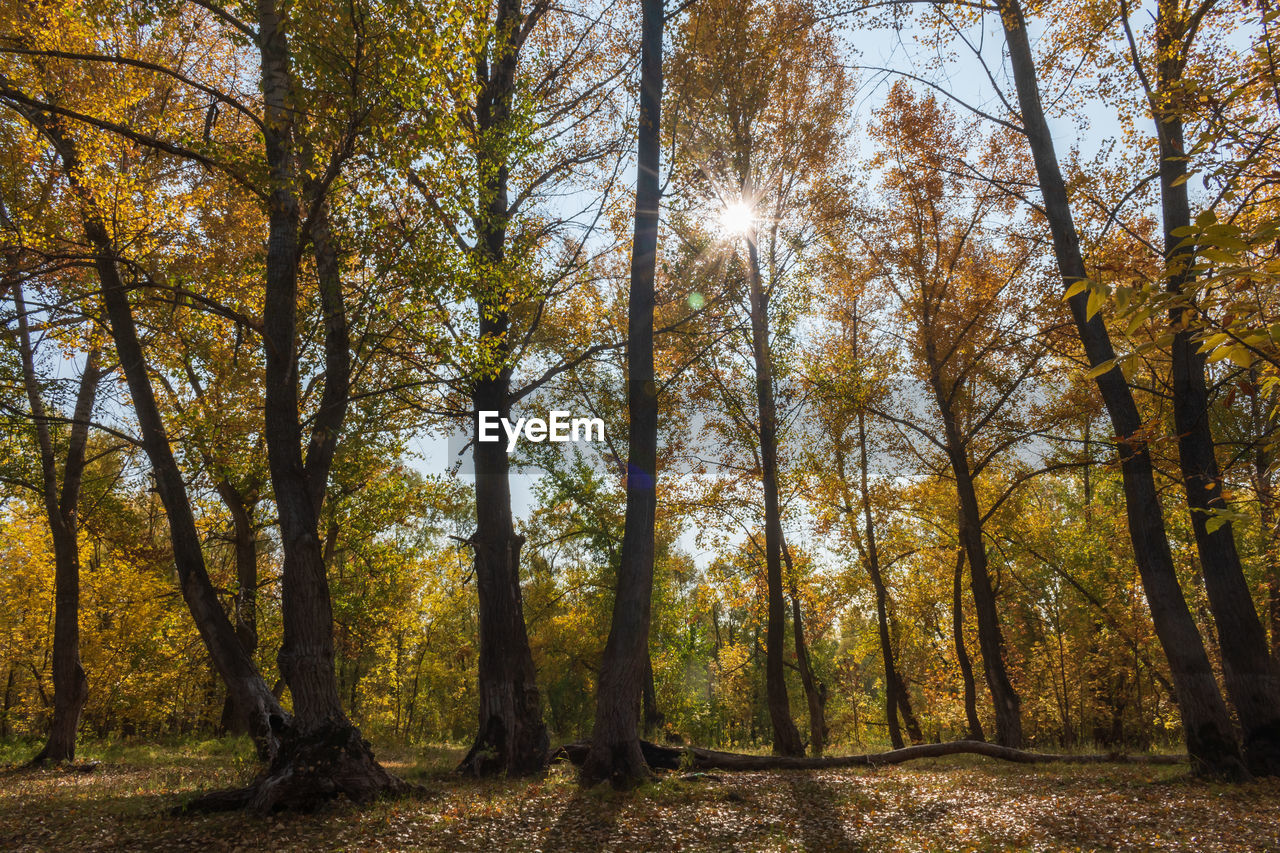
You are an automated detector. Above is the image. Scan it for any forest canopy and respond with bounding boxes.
[1,0,1280,818]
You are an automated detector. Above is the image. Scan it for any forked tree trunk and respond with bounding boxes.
[922,331,1022,748]
[782,540,827,755]
[26,108,286,764]
[1147,1,1280,776]
[998,0,1247,778]
[204,1,408,808]
[579,0,664,788]
[952,548,985,742]
[745,232,804,758]
[14,281,100,765]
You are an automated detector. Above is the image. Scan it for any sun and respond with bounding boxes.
[717,200,755,238]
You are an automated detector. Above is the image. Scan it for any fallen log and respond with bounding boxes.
[554,739,1185,772]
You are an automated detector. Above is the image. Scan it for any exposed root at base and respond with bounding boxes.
[180,722,414,814]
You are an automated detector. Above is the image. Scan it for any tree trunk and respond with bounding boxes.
[920,324,1021,748]
[745,231,804,758]
[579,0,663,788]
[456,0,549,777]
[25,107,286,763]
[561,738,1185,772]
[458,378,548,775]
[855,406,909,748]
[215,0,407,809]
[218,483,260,735]
[952,547,985,742]
[998,0,1247,779]
[1149,0,1280,776]
[782,542,827,756]
[642,650,664,737]
[14,281,99,765]
[947,440,1023,748]
[1256,406,1280,665]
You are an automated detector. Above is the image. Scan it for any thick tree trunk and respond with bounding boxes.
[952,548,985,742]
[222,0,406,809]
[26,110,286,763]
[456,0,549,777]
[458,378,548,775]
[579,0,663,788]
[1150,2,1280,776]
[998,0,1247,779]
[15,282,99,765]
[745,233,804,758]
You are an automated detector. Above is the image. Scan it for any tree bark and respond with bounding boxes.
[14,281,99,765]
[853,403,919,748]
[456,0,549,777]
[217,482,260,735]
[952,547,985,742]
[745,231,804,757]
[218,0,406,809]
[1147,0,1280,777]
[782,542,827,756]
[579,0,664,788]
[998,0,1247,779]
[921,328,1022,747]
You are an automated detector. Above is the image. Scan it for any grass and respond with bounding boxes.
[2,740,1279,851]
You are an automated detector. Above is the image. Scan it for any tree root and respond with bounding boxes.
[555,739,1186,773]
[179,721,414,814]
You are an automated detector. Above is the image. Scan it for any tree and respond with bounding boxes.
[667,0,852,756]
[996,0,1247,778]
[1113,0,1280,777]
[9,277,101,763]
[580,0,665,789]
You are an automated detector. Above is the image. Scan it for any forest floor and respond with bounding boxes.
[2,739,1279,852]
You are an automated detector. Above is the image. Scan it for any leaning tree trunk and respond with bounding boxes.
[29,108,286,763]
[855,405,918,748]
[952,547,985,742]
[579,0,664,788]
[15,282,100,765]
[745,231,804,758]
[998,0,1247,779]
[1151,4,1280,776]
